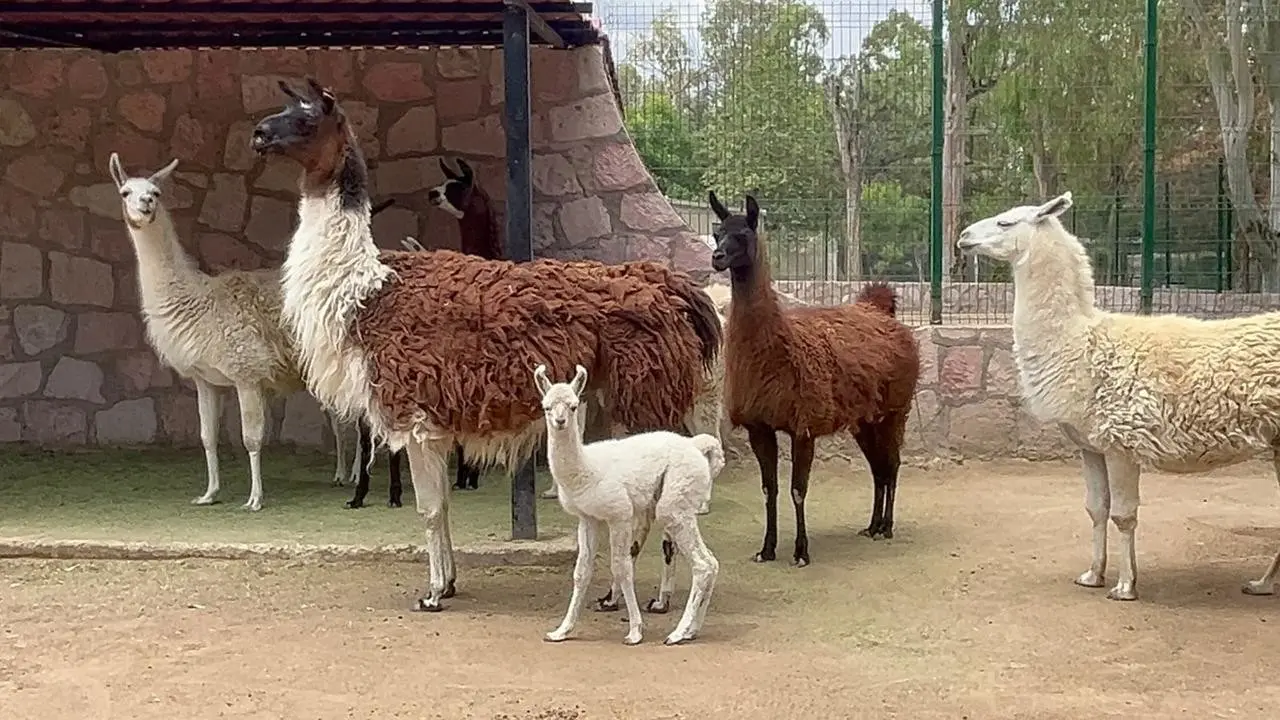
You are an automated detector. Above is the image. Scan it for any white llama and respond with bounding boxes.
[109,153,347,510]
[537,364,721,646]
[958,190,1280,601]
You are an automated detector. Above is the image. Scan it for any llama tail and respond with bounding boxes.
[691,433,726,480]
[670,277,724,373]
[856,282,897,317]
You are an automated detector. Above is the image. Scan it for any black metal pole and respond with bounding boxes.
[504,1,537,541]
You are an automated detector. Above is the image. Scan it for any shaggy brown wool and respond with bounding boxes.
[356,249,721,439]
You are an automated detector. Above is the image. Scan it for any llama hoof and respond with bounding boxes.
[696,502,711,516]
[644,598,670,614]
[595,597,619,612]
[442,580,457,599]
[622,631,643,646]
[544,630,571,643]
[540,487,559,500]
[242,499,262,512]
[1242,580,1276,596]
[1106,582,1137,601]
[1075,570,1106,588]
[752,550,776,563]
[791,555,809,568]
[413,597,445,613]
[387,498,402,508]
[344,500,365,509]
[191,496,218,506]
[663,630,696,646]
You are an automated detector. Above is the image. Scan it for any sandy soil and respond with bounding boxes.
[3,458,1280,719]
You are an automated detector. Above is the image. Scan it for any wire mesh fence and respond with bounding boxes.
[594,0,1280,325]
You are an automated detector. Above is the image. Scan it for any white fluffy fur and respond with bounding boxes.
[109,153,348,511]
[958,190,1280,601]
[537,364,722,646]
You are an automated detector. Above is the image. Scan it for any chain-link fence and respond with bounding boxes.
[596,0,1280,325]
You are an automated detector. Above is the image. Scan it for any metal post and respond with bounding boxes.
[1139,0,1159,313]
[1217,157,1226,292]
[1163,181,1171,287]
[929,0,944,324]
[504,1,537,540]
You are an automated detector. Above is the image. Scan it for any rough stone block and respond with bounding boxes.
[115,351,162,392]
[117,91,167,133]
[533,153,581,197]
[593,143,650,191]
[1015,412,1077,460]
[197,233,262,272]
[159,392,201,445]
[23,401,88,444]
[243,196,296,251]
[142,50,193,83]
[441,114,505,157]
[939,346,983,398]
[254,158,302,193]
[343,101,381,159]
[48,106,91,151]
[89,224,135,263]
[280,392,328,447]
[12,305,68,355]
[556,197,611,243]
[375,157,437,194]
[44,357,105,403]
[75,312,141,354]
[9,54,65,98]
[0,187,37,238]
[0,407,19,442]
[170,114,216,167]
[620,193,684,232]
[241,74,298,114]
[49,252,114,307]
[549,94,623,143]
[198,174,248,232]
[69,183,123,220]
[372,207,420,252]
[0,361,44,399]
[0,324,12,360]
[39,209,87,250]
[313,52,355,93]
[96,398,159,444]
[386,106,438,157]
[985,346,1018,397]
[363,62,432,102]
[91,126,163,177]
[67,56,108,99]
[669,236,712,274]
[436,81,484,124]
[0,97,38,147]
[222,120,258,171]
[437,48,481,79]
[946,399,1017,458]
[4,154,67,198]
[913,330,939,386]
[195,50,238,104]
[0,242,44,299]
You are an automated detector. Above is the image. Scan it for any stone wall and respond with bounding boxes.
[721,324,1078,464]
[775,279,1280,320]
[0,45,712,447]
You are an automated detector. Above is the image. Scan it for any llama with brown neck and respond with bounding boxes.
[709,191,919,566]
[250,79,721,612]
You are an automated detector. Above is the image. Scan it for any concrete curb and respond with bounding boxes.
[0,535,578,568]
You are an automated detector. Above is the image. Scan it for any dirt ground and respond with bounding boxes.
[3,458,1280,719]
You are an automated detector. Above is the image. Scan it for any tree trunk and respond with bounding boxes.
[824,67,863,280]
[1031,113,1060,198]
[942,27,968,280]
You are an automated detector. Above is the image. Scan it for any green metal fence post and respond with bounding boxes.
[929,0,944,325]
[1217,157,1226,292]
[1139,0,1159,314]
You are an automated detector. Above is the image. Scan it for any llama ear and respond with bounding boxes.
[745,195,760,231]
[108,152,126,189]
[533,364,553,397]
[149,158,179,184]
[708,191,730,221]
[277,80,305,103]
[570,365,588,397]
[1035,191,1073,221]
[456,159,474,184]
[439,158,460,181]
[306,77,336,114]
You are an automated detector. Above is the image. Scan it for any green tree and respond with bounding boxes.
[627,93,703,200]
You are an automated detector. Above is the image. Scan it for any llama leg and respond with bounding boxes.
[875,416,905,539]
[236,386,267,511]
[329,412,346,486]
[465,461,480,490]
[607,521,644,645]
[406,440,453,611]
[1104,454,1141,601]
[345,421,372,509]
[546,518,600,642]
[746,423,780,562]
[645,531,679,614]
[191,379,223,506]
[1074,448,1111,588]
[663,518,719,646]
[790,433,815,566]
[1243,454,1280,595]
[452,443,468,490]
[346,424,362,486]
[388,449,404,508]
[853,427,889,538]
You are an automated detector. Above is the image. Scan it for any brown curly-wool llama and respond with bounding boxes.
[709,191,919,567]
[250,78,721,612]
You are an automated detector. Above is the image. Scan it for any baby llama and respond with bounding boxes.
[709,191,920,566]
[108,153,348,511]
[958,191,1280,601]
[537,364,722,646]
[250,79,721,611]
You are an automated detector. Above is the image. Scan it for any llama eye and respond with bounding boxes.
[997,220,1015,228]
[121,189,131,198]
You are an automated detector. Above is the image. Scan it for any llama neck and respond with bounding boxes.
[1010,227,1099,350]
[726,250,783,343]
[545,421,592,493]
[126,206,204,309]
[459,192,503,259]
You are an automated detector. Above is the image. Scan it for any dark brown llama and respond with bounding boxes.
[250,78,722,611]
[708,191,919,566]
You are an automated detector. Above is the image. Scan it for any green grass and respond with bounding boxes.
[0,447,580,546]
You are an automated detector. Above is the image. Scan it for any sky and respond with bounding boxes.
[594,0,933,65]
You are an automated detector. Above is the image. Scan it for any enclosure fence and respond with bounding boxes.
[596,0,1280,325]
